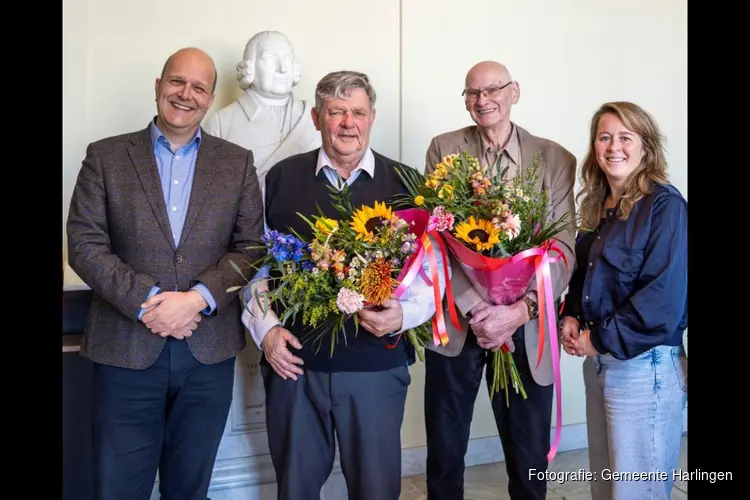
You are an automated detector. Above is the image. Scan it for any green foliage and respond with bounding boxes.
[228,183,431,360]
[395,150,575,258]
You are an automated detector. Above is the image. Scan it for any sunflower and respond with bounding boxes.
[358,258,398,305]
[454,216,501,252]
[350,201,394,243]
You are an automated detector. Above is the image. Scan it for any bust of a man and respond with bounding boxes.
[203,30,321,193]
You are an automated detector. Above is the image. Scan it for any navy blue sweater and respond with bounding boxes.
[562,183,688,360]
[263,148,416,372]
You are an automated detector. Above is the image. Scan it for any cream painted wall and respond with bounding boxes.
[62,0,91,268]
[63,0,687,451]
[62,0,402,265]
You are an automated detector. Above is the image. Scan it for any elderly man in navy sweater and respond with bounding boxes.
[245,70,448,500]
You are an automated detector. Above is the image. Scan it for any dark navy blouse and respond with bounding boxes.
[561,183,688,360]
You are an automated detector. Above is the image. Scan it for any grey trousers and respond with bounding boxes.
[261,363,411,500]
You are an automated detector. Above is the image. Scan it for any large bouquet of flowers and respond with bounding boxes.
[395,151,572,406]
[230,184,452,361]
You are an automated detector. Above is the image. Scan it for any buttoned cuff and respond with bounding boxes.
[191,283,216,315]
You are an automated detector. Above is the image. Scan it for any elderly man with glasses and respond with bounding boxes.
[421,60,578,500]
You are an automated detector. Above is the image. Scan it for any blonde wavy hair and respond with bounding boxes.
[577,101,670,230]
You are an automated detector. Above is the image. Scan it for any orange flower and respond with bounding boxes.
[358,258,398,305]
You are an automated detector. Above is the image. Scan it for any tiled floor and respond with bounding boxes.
[400,435,688,499]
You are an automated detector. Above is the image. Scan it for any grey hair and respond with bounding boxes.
[314,71,376,110]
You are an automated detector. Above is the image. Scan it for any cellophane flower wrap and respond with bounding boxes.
[229,184,436,359]
[395,151,572,406]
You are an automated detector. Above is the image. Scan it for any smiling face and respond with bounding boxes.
[594,112,645,186]
[311,87,375,165]
[154,48,216,144]
[464,61,519,130]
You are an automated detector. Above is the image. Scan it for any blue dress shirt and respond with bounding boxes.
[562,183,688,360]
[137,121,216,320]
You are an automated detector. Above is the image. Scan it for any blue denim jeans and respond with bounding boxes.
[583,345,687,500]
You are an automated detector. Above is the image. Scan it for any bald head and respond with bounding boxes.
[465,61,512,88]
[154,47,217,146]
[161,47,218,94]
[463,60,518,132]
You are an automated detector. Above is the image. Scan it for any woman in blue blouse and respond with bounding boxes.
[560,101,687,500]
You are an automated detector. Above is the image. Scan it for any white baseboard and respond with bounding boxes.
[401,422,589,477]
[151,422,590,499]
[152,412,688,499]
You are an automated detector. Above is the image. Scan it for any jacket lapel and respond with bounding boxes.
[516,124,535,169]
[459,130,484,161]
[515,124,547,189]
[178,131,219,248]
[127,129,176,250]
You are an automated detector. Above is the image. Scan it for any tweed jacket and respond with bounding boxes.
[66,123,265,370]
[423,123,577,386]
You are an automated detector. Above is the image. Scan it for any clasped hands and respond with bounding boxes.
[559,317,599,357]
[469,300,527,352]
[141,290,207,340]
[262,299,404,381]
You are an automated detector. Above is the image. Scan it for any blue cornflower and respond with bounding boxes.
[262,230,285,247]
[262,230,310,263]
[273,246,292,262]
[293,247,306,263]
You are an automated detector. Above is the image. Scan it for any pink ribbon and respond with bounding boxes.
[392,225,431,298]
[510,241,568,463]
[393,220,458,347]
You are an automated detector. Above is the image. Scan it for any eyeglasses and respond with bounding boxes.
[462,81,514,101]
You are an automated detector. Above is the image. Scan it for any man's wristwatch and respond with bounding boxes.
[523,294,539,320]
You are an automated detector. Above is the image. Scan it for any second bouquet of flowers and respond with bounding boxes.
[395,151,572,406]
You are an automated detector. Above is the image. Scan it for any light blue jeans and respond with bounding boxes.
[583,345,687,500]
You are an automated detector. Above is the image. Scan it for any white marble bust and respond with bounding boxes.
[203,30,321,193]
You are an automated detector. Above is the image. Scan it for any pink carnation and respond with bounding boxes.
[493,212,522,240]
[429,206,455,232]
[504,213,521,239]
[336,287,365,315]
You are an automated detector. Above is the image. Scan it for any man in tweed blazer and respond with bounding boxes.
[422,61,577,500]
[66,48,265,500]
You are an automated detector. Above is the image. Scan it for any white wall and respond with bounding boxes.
[63,0,687,452]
